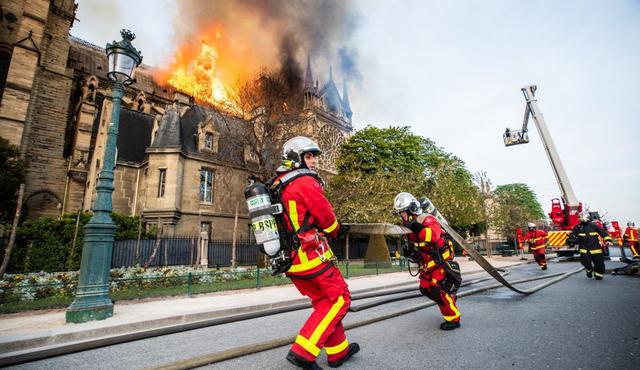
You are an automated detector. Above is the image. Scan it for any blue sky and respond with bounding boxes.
[73,0,639,225]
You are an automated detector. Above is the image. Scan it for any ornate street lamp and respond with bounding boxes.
[66,30,142,323]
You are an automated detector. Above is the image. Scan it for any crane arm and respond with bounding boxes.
[521,85,579,208]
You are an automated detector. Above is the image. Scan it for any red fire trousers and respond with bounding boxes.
[290,265,352,363]
[419,266,461,323]
[531,245,547,268]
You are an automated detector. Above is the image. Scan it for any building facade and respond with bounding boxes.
[0,0,354,239]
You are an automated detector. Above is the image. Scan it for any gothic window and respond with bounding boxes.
[318,125,346,171]
[158,169,166,198]
[199,168,214,203]
[0,45,12,102]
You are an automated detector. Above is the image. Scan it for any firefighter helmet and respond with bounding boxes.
[281,136,321,169]
[393,192,421,215]
[628,221,636,227]
[527,222,536,229]
[578,212,590,223]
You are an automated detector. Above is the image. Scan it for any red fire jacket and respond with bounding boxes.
[624,227,638,243]
[406,214,451,272]
[276,171,340,278]
[524,229,548,251]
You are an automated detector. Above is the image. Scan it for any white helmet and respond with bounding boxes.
[527,222,536,229]
[628,221,636,227]
[394,192,421,215]
[281,136,321,169]
[578,212,590,223]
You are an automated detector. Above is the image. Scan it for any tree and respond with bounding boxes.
[0,138,26,222]
[327,126,484,235]
[228,53,306,181]
[491,183,545,239]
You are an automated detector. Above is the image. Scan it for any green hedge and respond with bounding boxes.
[6,212,155,273]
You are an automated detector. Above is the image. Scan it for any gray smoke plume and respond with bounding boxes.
[171,0,361,83]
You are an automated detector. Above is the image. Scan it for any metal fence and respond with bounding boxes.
[111,236,383,268]
[111,237,261,268]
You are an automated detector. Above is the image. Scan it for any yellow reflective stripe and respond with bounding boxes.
[295,335,321,356]
[325,339,349,355]
[308,296,345,348]
[533,237,545,241]
[589,232,598,236]
[424,228,432,242]
[589,249,603,254]
[443,293,460,321]
[531,245,545,250]
[579,249,587,253]
[415,242,427,247]
[578,233,586,236]
[323,219,339,234]
[422,249,451,270]
[298,247,309,264]
[594,272,604,277]
[287,250,334,273]
[604,236,612,241]
[289,200,300,231]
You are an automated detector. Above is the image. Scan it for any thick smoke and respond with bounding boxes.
[171,0,360,84]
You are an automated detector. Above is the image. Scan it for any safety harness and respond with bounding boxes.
[267,169,332,277]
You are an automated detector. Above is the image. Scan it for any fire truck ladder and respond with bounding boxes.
[503,85,580,215]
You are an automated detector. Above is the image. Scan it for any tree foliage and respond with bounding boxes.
[7,212,155,273]
[327,126,483,235]
[0,138,26,222]
[490,183,545,238]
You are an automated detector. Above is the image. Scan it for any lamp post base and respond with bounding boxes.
[66,299,113,323]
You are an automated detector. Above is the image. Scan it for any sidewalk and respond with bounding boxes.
[0,256,532,354]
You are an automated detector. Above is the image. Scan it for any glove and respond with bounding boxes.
[402,243,420,263]
[336,224,350,241]
[606,240,613,247]
[402,242,414,258]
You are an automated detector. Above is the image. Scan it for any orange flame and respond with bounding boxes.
[155,24,259,114]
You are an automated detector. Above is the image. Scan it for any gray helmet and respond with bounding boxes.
[282,136,321,169]
[578,212,590,223]
[628,221,636,227]
[527,222,536,229]
[394,192,421,215]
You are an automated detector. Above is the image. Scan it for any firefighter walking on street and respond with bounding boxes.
[269,137,359,370]
[623,222,639,257]
[524,222,548,270]
[395,193,461,330]
[569,212,613,280]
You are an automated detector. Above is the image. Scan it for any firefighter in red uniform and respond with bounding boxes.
[270,137,359,370]
[623,222,639,257]
[524,222,548,270]
[395,193,461,330]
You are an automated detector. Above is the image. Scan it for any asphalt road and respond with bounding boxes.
[9,261,639,370]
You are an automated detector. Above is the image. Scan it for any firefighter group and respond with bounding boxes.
[248,136,636,370]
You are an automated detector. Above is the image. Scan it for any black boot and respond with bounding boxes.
[541,265,548,270]
[440,321,461,330]
[586,271,592,278]
[328,343,360,368]
[286,351,323,370]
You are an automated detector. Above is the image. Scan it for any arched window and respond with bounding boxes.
[0,44,12,103]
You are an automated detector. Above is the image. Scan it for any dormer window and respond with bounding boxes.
[205,132,213,150]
